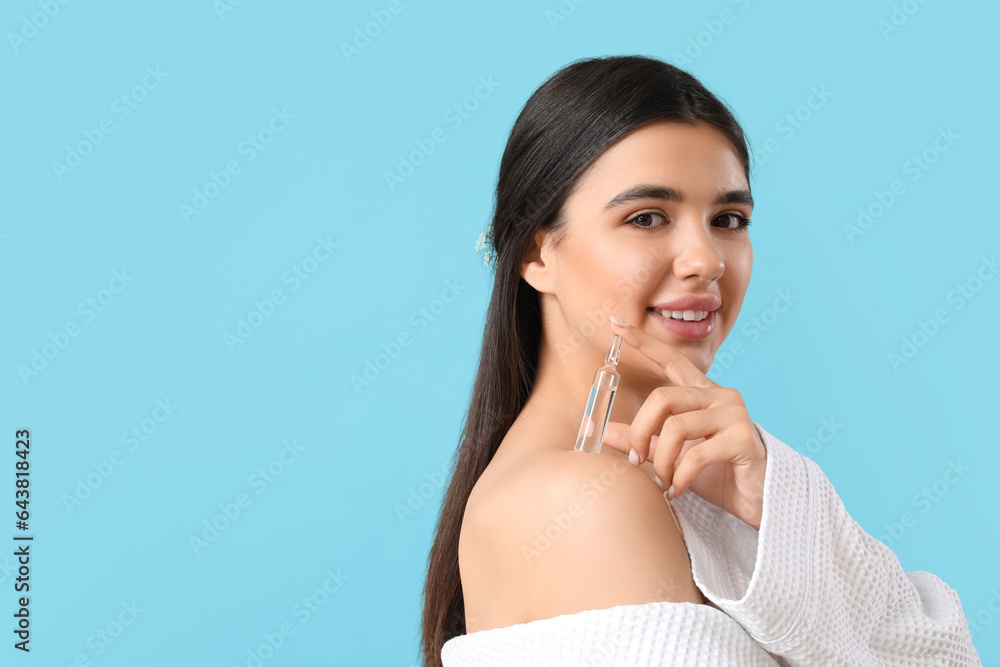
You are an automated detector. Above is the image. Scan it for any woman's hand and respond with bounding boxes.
[600,319,767,530]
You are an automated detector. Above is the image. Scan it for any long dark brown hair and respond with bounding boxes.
[420,54,753,666]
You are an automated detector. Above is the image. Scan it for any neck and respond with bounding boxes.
[506,318,673,454]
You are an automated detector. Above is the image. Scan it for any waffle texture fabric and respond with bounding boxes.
[441,422,982,666]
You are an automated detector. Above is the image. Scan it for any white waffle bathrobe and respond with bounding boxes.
[441,422,983,666]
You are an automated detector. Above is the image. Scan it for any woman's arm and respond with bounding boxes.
[670,422,983,666]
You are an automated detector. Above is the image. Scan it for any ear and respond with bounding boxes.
[520,227,558,295]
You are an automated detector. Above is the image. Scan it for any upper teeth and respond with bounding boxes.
[655,309,709,321]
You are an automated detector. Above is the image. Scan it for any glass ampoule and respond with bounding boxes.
[573,332,623,453]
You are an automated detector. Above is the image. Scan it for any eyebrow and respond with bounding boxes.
[603,184,754,210]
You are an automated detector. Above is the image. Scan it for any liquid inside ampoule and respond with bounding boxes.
[573,333,623,453]
[575,384,617,453]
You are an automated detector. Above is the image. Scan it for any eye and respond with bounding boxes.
[624,210,667,231]
[714,212,752,233]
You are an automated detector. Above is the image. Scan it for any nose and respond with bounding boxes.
[671,220,725,283]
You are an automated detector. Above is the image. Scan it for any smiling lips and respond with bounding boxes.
[650,308,710,322]
[649,294,722,312]
[646,294,721,340]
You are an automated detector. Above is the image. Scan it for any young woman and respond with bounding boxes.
[421,55,981,666]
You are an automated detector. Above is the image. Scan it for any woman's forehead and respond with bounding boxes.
[567,124,750,210]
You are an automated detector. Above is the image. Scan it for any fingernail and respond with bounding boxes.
[653,474,664,491]
[609,316,630,328]
[629,448,640,466]
[666,484,675,500]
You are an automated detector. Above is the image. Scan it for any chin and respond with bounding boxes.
[684,345,716,375]
[691,355,713,375]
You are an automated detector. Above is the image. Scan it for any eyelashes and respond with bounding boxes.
[713,213,752,233]
[625,210,752,233]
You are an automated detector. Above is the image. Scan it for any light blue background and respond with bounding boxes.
[1,0,997,665]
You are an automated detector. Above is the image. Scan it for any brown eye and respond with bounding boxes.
[625,211,667,231]
[715,213,751,232]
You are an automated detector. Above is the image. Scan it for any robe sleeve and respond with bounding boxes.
[668,421,983,666]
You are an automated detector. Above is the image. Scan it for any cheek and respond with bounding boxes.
[728,265,752,299]
[597,244,672,323]
[614,251,666,303]
[555,242,618,326]
[564,240,629,295]
[724,244,752,288]
[720,253,751,321]
[560,242,657,336]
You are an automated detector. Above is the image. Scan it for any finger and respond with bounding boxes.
[600,421,631,456]
[603,422,665,462]
[669,432,743,499]
[652,408,728,487]
[627,385,710,464]
[610,320,717,389]
[601,422,662,463]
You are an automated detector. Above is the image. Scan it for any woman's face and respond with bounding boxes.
[526,121,753,377]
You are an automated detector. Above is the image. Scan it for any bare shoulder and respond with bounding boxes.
[459,446,703,632]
